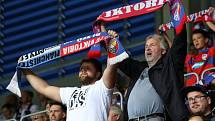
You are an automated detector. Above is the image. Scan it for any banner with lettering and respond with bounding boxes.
[88,0,170,58]
[16,32,107,68]
[7,32,129,97]
[97,0,169,22]
[159,9,215,32]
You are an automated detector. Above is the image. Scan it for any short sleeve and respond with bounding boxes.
[60,87,77,105]
[93,78,113,96]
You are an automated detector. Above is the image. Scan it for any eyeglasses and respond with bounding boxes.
[187,95,207,103]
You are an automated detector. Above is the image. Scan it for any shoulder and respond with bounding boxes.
[60,87,80,95]
[93,78,113,93]
[93,78,106,88]
[60,87,79,90]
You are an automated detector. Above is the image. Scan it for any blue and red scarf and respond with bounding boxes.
[160,8,215,32]
[7,32,129,97]
[168,0,187,35]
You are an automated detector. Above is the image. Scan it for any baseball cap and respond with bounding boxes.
[182,84,210,99]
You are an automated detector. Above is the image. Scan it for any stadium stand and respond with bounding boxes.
[0,0,155,94]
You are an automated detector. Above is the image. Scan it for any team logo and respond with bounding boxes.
[68,88,89,110]
[202,54,208,61]
[172,2,181,21]
[108,39,119,54]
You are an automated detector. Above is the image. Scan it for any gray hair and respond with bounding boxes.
[110,105,123,121]
[145,34,169,50]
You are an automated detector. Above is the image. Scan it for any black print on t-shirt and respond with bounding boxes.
[68,88,89,110]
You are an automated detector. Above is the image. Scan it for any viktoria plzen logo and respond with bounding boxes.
[108,39,119,54]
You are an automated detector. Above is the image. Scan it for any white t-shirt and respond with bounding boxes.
[60,78,113,121]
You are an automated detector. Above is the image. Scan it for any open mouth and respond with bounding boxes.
[80,73,88,78]
[195,43,199,47]
[146,52,152,56]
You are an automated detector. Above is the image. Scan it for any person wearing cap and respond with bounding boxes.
[185,7,215,86]
[183,85,215,121]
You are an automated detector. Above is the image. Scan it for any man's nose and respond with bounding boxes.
[50,112,55,116]
[81,68,87,72]
[146,47,151,51]
[191,99,198,104]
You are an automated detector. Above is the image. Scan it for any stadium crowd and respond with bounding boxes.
[1,6,215,121]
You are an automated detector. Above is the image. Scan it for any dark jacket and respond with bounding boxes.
[204,112,215,121]
[119,26,189,121]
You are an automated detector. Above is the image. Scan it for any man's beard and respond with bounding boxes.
[191,110,203,116]
[80,76,96,86]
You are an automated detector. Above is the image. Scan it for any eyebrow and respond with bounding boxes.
[188,95,206,98]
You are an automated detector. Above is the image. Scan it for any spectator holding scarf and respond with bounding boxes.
[184,7,215,86]
[117,0,190,119]
[118,19,189,121]
[20,24,123,121]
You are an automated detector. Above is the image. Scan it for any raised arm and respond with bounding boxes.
[99,23,119,89]
[205,21,215,32]
[169,24,187,86]
[22,69,61,102]
[158,25,172,48]
[170,24,187,66]
[102,63,118,89]
[205,7,215,32]
[162,32,172,48]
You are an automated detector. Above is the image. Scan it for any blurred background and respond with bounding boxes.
[0,0,214,105]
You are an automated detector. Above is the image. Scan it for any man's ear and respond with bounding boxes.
[62,112,66,119]
[207,97,211,105]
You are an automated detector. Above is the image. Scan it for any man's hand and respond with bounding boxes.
[17,56,32,75]
[107,30,118,38]
[100,22,118,38]
[17,55,61,102]
[208,7,215,17]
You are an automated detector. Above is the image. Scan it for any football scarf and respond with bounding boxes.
[7,32,128,97]
[168,0,187,35]
[160,8,215,32]
[88,0,170,60]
